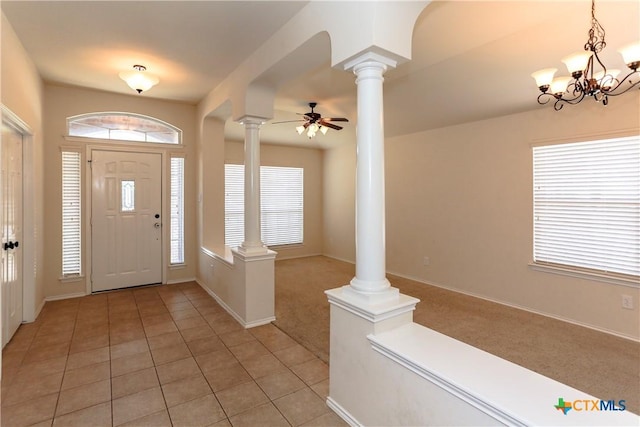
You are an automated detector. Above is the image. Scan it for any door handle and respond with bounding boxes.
[154,223,161,228]
[3,241,15,250]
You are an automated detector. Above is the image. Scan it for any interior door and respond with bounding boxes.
[91,150,162,292]
[1,122,24,347]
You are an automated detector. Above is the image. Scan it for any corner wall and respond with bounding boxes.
[323,93,640,340]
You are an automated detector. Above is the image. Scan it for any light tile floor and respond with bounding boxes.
[1,282,348,427]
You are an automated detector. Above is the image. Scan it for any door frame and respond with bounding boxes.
[85,145,170,294]
[1,105,35,325]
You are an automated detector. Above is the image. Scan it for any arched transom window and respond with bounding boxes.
[67,112,181,144]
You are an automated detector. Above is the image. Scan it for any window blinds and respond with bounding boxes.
[62,151,82,276]
[533,136,640,278]
[224,164,304,248]
[170,157,185,264]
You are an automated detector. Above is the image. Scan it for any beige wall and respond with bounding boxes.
[323,92,640,340]
[199,117,226,251]
[322,143,355,262]
[43,84,197,298]
[1,13,46,320]
[225,140,323,259]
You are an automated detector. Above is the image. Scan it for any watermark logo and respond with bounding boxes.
[554,397,626,415]
[555,398,572,415]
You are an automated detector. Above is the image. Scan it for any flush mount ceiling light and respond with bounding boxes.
[119,65,159,94]
[531,0,640,110]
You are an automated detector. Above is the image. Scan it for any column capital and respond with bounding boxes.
[343,50,398,73]
[237,115,268,126]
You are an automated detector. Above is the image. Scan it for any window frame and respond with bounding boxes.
[67,112,182,145]
[530,134,640,288]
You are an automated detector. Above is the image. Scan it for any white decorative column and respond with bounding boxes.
[343,52,400,303]
[325,51,420,425]
[238,116,267,255]
[226,115,276,328]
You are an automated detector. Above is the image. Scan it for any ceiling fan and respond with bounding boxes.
[272,102,349,138]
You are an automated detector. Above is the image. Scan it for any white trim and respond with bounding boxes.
[194,278,275,329]
[325,287,418,323]
[45,292,87,302]
[232,248,277,263]
[168,263,186,270]
[326,397,361,427]
[1,105,36,324]
[1,105,32,134]
[33,298,46,322]
[58,275,85,283]
[244,316,276,329]
[166,277,196,285]
[368,328,525,427]
[529,262,639,289]
[201,246,234,268]
[274,252,323,261]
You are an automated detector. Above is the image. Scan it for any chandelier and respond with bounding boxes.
[531,0,640,110]
[119,65,159,94]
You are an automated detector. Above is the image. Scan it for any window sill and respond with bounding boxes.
[169,263,186,270]
[528,262,639,288]
[59,275,84,283]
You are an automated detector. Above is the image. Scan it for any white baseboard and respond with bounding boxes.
[320,254,640,343]
[386,269,640,343]
[245,317,276,328]
[45,292,87,302]
[166,277,197,285]
[326,397,361,427]
[194,279,243,327]
[275,252,323,261]
[194,279,276,329]
[26,298,47,323]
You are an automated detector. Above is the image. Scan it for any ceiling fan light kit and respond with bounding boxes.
[119,64,159,94]
[273,102,349,139]
[532,0,640,110]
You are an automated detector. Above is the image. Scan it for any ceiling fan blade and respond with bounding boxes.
[319,120,342,131]
[324,117,349,122]
[271,119,304,125]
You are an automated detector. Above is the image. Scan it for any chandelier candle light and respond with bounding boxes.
[532,0,640,110]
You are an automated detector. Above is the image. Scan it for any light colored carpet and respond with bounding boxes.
[274,255,640,415]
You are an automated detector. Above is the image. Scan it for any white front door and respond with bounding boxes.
[1,122,24,347]
[91,150,162,292]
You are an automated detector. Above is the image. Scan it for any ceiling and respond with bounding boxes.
[3,1,639,149]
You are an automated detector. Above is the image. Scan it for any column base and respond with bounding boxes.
[236,244,269,257]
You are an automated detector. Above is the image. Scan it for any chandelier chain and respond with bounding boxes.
[586,0,606,54]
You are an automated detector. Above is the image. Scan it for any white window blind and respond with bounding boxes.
[170,157,185,264]
[225,164,245,248]
[225,164,304,248]
[533,136,640,278]
[62,151,82,276]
